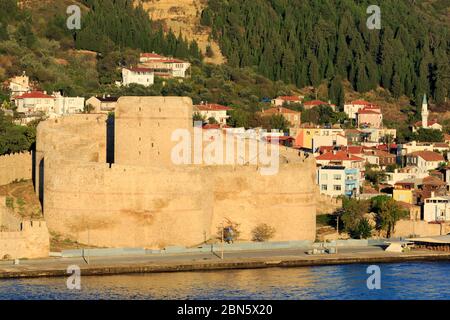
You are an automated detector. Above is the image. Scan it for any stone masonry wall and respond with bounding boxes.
[0,153,32,186]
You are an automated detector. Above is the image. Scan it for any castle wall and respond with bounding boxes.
[0,153,32,186]
[0,198,49,259]
[0,220,50,259]
[43,160,316,248]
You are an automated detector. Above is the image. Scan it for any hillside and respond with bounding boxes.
[0,0,449,138]
[140,0,225,64]
[201,0,450,109]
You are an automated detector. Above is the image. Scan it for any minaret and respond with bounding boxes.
[421,94,429,129]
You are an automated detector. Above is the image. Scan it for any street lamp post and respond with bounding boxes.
[221,222,224,260]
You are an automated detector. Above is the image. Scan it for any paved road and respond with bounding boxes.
[1,245,384,269]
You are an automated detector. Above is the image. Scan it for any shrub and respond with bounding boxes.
[251,223,276,242]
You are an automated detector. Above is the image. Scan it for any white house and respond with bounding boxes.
[139,53,191,78]
[424,194,450,222]
[271,95,303,107]
[400,141,450,156]
[194,103,232,125]
[344,100,380,120]
[121,67,154,87]
[14,91,85,117]
[8,73,30,97]
[312,134,348,154]
[14,91,55,114]
[405,151,445,173]
[53,92,85,115]
[385,167,429,186]
[315,150,365,170]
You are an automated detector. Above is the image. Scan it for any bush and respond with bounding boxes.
[251,223,276,242]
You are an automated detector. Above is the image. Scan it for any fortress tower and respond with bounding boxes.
[114,96,193,166]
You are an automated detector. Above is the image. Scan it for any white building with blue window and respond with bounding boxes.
[317,166,360,198]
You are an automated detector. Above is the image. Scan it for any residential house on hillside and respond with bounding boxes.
[86,96,119,113]
[362,149,396,169]
[317,165,360,198]
[259,107,301,129]
[393,179,417,204]
[385,166,429,186]
[53,92,85,115]
[406,151,445,173]
[344,100,379,120]
[194,103,232,125]
[14,91,55,114]
[13,91,84,121]
[418,176,447,202]
[121,67,155,87]
[400,141,450,156]
[319,145,364,157]
[357,108,383,129]
[292,127,344,150]
[393,176,446,206]
[7,73,31,97]
[424,194,450,222]
[271,95,303,107]
[139,53,191,78]
[315,150,365,169]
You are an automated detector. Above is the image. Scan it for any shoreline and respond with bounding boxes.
[1,249,450,279]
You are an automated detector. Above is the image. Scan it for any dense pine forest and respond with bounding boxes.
[201,0,450,107]
[75,0,202,59]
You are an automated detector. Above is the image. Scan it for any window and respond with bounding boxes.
[321,185,327,191]
[333,174,342,180]
[320,174,328,180]
[334,185,342,191]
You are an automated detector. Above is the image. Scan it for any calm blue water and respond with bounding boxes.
[1,262,449,300]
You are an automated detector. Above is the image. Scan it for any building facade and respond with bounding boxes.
[317,166,360,197]
[121,67,155,87]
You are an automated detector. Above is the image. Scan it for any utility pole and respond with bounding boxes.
[87,224,90,265]
[221,222,224,260]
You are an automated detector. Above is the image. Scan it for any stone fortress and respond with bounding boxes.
[35,97,317,249]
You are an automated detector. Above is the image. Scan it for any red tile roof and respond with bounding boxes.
[195,104,232,111]
[409,151,444,162]
[15,91,53,99]
[303,100,328,106]
[316,151,365,161]
[414,119,440,127]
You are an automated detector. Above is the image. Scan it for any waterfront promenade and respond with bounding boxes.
[1,245,450,279]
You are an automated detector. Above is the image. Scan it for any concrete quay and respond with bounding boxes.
[1,245,450,279]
